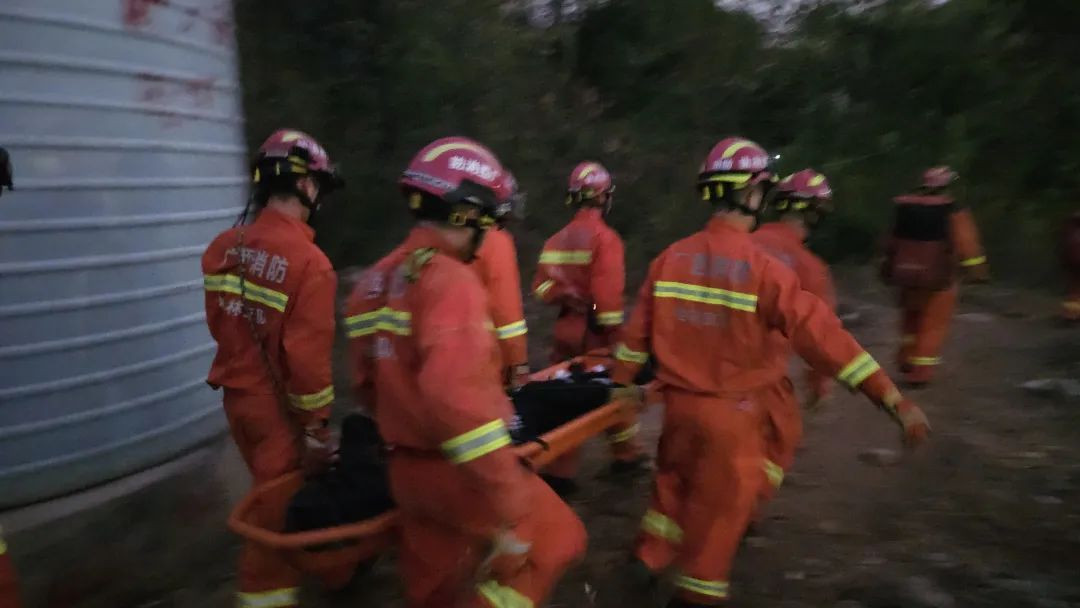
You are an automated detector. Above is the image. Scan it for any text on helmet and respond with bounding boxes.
[449,155,499,182]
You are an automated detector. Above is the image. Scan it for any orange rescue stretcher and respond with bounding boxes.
[227,352,634,589]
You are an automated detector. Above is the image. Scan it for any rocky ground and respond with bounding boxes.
[9,269,1080,607]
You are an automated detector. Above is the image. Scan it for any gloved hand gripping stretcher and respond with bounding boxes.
[226,352,648,589]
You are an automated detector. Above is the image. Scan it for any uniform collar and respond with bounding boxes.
[706,215,752,235]
[400,224,465,261]
[257,206,316,242]
[757,220,807,243]
[573,207,605,224]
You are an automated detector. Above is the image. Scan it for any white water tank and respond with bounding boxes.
[0,0,246,508]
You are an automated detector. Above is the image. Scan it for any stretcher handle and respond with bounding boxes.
[227,400,634,549]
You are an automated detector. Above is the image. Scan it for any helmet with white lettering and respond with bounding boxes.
[566,161,614,208]
[400,136,507,231]
[773,169,833,221]
[245,129,343,225]
[698,136,775,215]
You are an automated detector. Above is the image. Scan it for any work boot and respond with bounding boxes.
[540,474,579,498]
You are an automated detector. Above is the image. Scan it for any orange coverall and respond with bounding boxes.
[531,206,641,478]
[612,217,905,605]
[751,221,838,501]
[472,227,529,383]
[203,207,337,608]
[0,527,20,608]
[347,226,586,608]
[1061,213,1080,321]
[892,197,987,384]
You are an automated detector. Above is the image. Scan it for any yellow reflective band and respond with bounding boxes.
[237,587,299,608]
[702,172,752,185]
[609,423,640,444]
[960,256,987,267]
[477,580,533,608]
[595,310,624,326]
[204,274,289,313]
[615,343,649,364]
[675,575,729,599]
[535,279,555,297]
[288,385,334,411]
[441,419,512,464]
[653,280,758,313]
[539,250,592,265]
[641,509,683,543]
[344,307,412,338]
[907,355,941,366]
[763,459,784,489]
[578,163,599,181]
[721,139,754,159]
[496,320,528,340]
[422,141,490,162]
[808,174,826,187]
[836,352,881,389]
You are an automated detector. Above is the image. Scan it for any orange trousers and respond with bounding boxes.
[223,390,302,608]
[0,530,21,608]
[635,388,770,605]
[758,379,801,507]
[898,285,958,384]
[547,312,642,479]
[388,454,587,608]
[1063,270,1080,321]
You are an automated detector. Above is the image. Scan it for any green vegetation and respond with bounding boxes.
[235,0,1079,286]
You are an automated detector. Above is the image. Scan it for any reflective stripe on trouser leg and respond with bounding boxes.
[909,285,957,372]
[237,588,299,608]
[641,509,683,544]
[763,459,784,489]
[477,580,533,608]
[674,575,729,600]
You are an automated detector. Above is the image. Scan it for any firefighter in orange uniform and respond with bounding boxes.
[472,171,530,387]
[346,137,586,608]
[202,130,343,608]
[1,149,23,608]
[1060,211,1080,321]
[531,162,644,493]
[750,169,837,505]
[610,137,930,607]
[882,166,988,386]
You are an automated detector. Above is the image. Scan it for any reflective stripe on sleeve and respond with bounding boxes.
[539,250,592,265]
[907,355,941,367]
[674,575,729,599]
[495,320,528,340]
[477,580,533,608]
[204,274,289,312]
[441,419,512,464]
[653,280,757,312]
[595,310,624,326]
[534,279,555,298]
[344,307,412,338]
[614,343,649,364]
[763,459,784,489]
[641,509,683,543]
[960,255,987,267]
[237,587,299,608]
[836,352,881,389]
[288,385,334,410]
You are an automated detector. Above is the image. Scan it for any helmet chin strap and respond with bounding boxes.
[464,226,487,263]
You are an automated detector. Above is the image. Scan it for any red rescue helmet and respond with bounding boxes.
[495,170,525,224]
[921,166,957,190]
[698,136,774,212]
[400,136,508,230]
[774,169,833,215]
[566,161,614,207]
[252,129,343,195]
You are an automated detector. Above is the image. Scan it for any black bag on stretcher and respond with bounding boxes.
[283,367,622,533]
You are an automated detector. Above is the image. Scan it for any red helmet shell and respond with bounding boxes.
[568,161,613,197]
[778,169,832,200]
[257,129,334,173]
[400,136,505,200]
[922,166,957,189]
[699,137,772,184]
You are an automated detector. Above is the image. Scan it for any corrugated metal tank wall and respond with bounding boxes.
[0,0,245,508]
